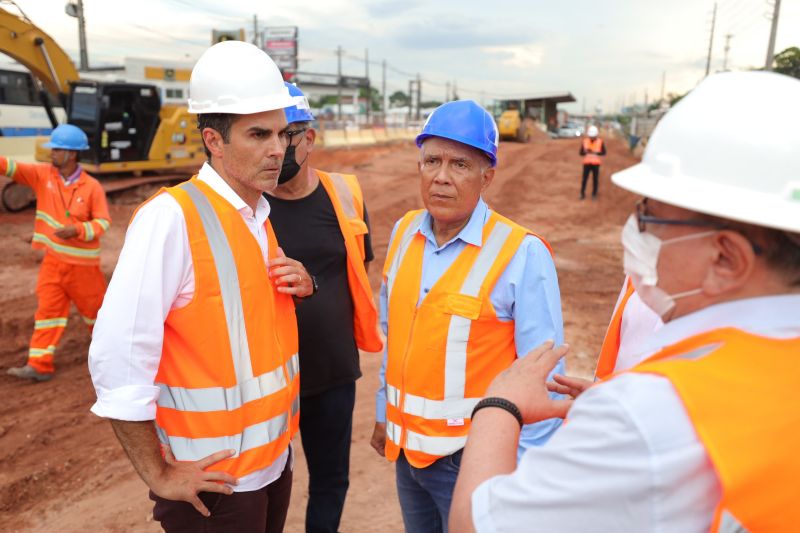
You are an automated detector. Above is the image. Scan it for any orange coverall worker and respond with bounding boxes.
[1,157,110,375]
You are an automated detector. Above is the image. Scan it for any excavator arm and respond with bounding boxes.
[0,6,80,106]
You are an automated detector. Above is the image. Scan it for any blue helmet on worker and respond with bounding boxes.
[416,100,499,167]
[284,82,315,124]
[43,124,89,151]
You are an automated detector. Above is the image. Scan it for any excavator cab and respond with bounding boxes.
[67,81,161,165]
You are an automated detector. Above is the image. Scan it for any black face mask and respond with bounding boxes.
[278,144,308,184]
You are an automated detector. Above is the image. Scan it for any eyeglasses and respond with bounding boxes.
[285,127,308,144]
[635,198,727,233]
[635,198,764,255]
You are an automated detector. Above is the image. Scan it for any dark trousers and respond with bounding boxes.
[299,382,356,533]
[581,164,600,197]
[150,452,293,533]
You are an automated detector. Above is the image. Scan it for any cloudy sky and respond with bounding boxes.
[6,0,798,112]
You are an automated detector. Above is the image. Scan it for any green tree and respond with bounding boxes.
[773,46,800,79]
[359,87,381,111]
[389,90,410,107]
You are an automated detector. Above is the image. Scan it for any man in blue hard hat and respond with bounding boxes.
[369,100,564,533]
[266,82,382,533]
[1,123,111,381]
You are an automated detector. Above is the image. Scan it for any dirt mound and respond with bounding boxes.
[0,135,638,531]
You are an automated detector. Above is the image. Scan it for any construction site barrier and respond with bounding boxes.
[318,126,419,148]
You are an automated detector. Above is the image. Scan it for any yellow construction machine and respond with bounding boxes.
[0,6,204,209]
[496,100,538,142]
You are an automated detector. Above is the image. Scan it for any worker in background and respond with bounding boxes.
[88,41,313,532]
[579,125,605,200]
[450,71,800,532]
[370,100,564,533]
[1,124,110,382]
[266,82,383,533]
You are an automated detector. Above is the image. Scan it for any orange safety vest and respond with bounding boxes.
[595,277,636,379]
[152,178,300,479]
[0,157,111,265]
[627,327,800,533]
[582,137,604,166]
[316,170,382,352]
[382,208,553,468]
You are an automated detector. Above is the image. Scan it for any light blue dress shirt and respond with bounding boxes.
[376,198,565,458]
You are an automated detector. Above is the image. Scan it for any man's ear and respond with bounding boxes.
[305,128,316,153]
[202,128,225,160]
[481,166,496,191]
[703,230,757,296]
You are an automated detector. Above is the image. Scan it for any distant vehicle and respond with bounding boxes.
[557,122,584,138]
[0,64,66,136]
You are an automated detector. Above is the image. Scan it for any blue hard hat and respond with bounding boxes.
[284,82,315,124]
[416,100,499,167]
[43,124,89,150]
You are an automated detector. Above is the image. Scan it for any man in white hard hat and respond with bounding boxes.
[579,125,605,200]
[88,41,314,532]
[449,71,800,532]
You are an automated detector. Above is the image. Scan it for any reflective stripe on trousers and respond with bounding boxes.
[386,420,466,457]
[156,181,296,455]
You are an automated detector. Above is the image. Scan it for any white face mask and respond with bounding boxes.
[621,214,716,318]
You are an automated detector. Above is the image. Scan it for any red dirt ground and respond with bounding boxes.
[0,135,639,532]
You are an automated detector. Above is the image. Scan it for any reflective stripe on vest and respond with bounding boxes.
[385,212,425,302]
[157,353,299,412]
[179,181,254,384]
[386,420,467,457]
[386,384,480,420]
[156,181,296,459]
[443,221,513,401]
[718,510,749,533]
[328,172,359,219]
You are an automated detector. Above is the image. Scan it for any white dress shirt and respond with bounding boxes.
[89,162,288,492]
[472,294,800,532]
[612,278,663,373]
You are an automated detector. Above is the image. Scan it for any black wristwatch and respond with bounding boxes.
[307,274,319,297]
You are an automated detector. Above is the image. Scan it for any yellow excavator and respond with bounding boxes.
[0,6,204,209]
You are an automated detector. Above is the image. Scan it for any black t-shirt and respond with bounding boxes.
[266,181,374,397]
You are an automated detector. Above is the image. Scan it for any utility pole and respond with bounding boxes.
[252,14,258,46]
[416,73,422,121]
[765,0,781,71]
[65,1,89,70]
[705,2,717,77]
[364,48,370,123]
[381,59,387,124]
[445,81,450,103]
[723,33,733,71]
[408,79,414,121]
[336,45,343,122]
[660,71,666,102]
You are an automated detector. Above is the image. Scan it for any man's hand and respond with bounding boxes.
[54,225,78,240]
[268,247,314,298]
[370,422,386,457]
[547,374,593,399]
[484,341,574,424]
[150,448,238,517]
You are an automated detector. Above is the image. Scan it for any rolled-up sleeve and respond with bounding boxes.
[89,194,190,421]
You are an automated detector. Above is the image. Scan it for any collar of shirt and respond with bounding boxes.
[639,294,800,357]
[197,162,270,225]
[61,165,83,186]
[418,196,489,251]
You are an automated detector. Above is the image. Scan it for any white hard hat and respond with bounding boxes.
[612,71,800,233]
[587,125,599,137]
[188,41,294,114]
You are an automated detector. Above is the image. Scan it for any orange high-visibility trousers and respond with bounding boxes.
[27,253,106,374]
